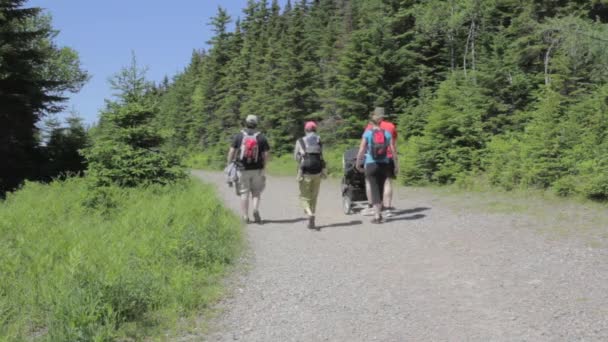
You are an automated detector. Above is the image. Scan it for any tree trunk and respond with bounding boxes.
[471,20,477,84]
[463,20,474,79]
[545,39,556,86]
[449,0,455,72]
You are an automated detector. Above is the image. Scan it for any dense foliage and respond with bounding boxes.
[152,0,608,199]
[0,0,88,194]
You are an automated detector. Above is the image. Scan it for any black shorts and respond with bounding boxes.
[386,159,396,179]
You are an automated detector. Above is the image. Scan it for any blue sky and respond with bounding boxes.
[29,0,286,125]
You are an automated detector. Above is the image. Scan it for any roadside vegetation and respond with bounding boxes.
[0,178,241,341]
[1,2,243,339]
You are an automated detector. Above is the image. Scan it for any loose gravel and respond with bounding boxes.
[189,171,608,342]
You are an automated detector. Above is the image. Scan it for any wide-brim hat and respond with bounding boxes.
[370,107,385,122]
[372,107,385,118]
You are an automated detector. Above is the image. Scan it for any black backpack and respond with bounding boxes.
[298,135,324,174]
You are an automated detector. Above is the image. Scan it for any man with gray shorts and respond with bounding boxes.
[227,115,270,224]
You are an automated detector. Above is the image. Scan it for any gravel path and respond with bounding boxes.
[191,171,608,342]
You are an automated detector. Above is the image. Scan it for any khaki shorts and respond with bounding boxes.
[237,169,266,196]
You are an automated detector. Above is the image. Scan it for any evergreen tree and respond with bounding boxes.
[148,0,608,199]
[43,113,88,179]
[84,58,184,187]
[0,0,87,194]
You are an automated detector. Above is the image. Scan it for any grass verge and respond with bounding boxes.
[0,177,242,341]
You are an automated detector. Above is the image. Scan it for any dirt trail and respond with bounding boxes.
[191,171,608,342]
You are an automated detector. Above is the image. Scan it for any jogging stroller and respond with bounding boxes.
[341,148,368,214]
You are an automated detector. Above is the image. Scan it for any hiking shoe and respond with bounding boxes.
[253,210,262,224]
[307,216,316,229]
[371,215,384,224]
[383,208,394,218]
[360,207,375,216]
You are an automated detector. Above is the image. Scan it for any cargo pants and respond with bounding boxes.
[298,173,322,216]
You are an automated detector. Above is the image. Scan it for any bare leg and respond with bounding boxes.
[240,193,249,219]
[374,203,383,220]
[251,193,262,223]
[366,178,372,206]
[383,178,393,209]
[252,193,260,212]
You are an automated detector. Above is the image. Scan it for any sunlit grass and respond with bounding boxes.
[0,177,242,341]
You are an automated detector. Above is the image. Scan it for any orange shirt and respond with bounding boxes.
[365,120,397,158]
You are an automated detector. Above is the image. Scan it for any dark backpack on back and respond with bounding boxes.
[298,135,324,174]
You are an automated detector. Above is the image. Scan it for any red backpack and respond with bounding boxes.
[238,130,260,164]
[370,128,388,160]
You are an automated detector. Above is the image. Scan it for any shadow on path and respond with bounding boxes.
[318,220,363,230]
[387,214,426,222]
[391,207,431,217]
[263,218,307,224]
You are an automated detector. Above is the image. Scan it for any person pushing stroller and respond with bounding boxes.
[355,111,396,223]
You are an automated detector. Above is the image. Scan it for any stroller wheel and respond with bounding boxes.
[342,195,352,215]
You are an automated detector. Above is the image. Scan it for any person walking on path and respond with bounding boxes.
[356,111,395,224]
[362,107,398,217]
[227,115,270,224]
[294,121,326,230]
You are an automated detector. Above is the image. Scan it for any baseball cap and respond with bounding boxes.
[304,121,317,131]
[245,115,258,125]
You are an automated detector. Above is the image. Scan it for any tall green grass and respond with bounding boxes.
[0,178,242,341]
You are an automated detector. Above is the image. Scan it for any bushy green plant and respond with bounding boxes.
[399,136,432,185]
[483,86,608,200]
[400,75,488,184]
[84,102,185,187]
[483,134,524,191]
[0,178,242,340]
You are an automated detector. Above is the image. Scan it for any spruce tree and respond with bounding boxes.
[0,0,87,194]
[84,58,184,187]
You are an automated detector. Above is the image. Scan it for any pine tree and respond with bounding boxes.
[335,0,398,137]
[0,0,87,194]
[147,0,608,198]
[44,113,88,179]
[84,58,184,187]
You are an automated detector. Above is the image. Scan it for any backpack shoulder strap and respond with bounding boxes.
[298,137,306,153]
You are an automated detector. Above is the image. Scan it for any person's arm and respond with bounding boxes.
[262,151,270,167]
[227,134,239,165]
[319,138,328,176]
[262,137,270,168]
[390,135,399,175]
[391,126,398,160]
[356,136,367,172]
[227,147,236,165]
[294,140,302,162]
[390,133,398,161]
